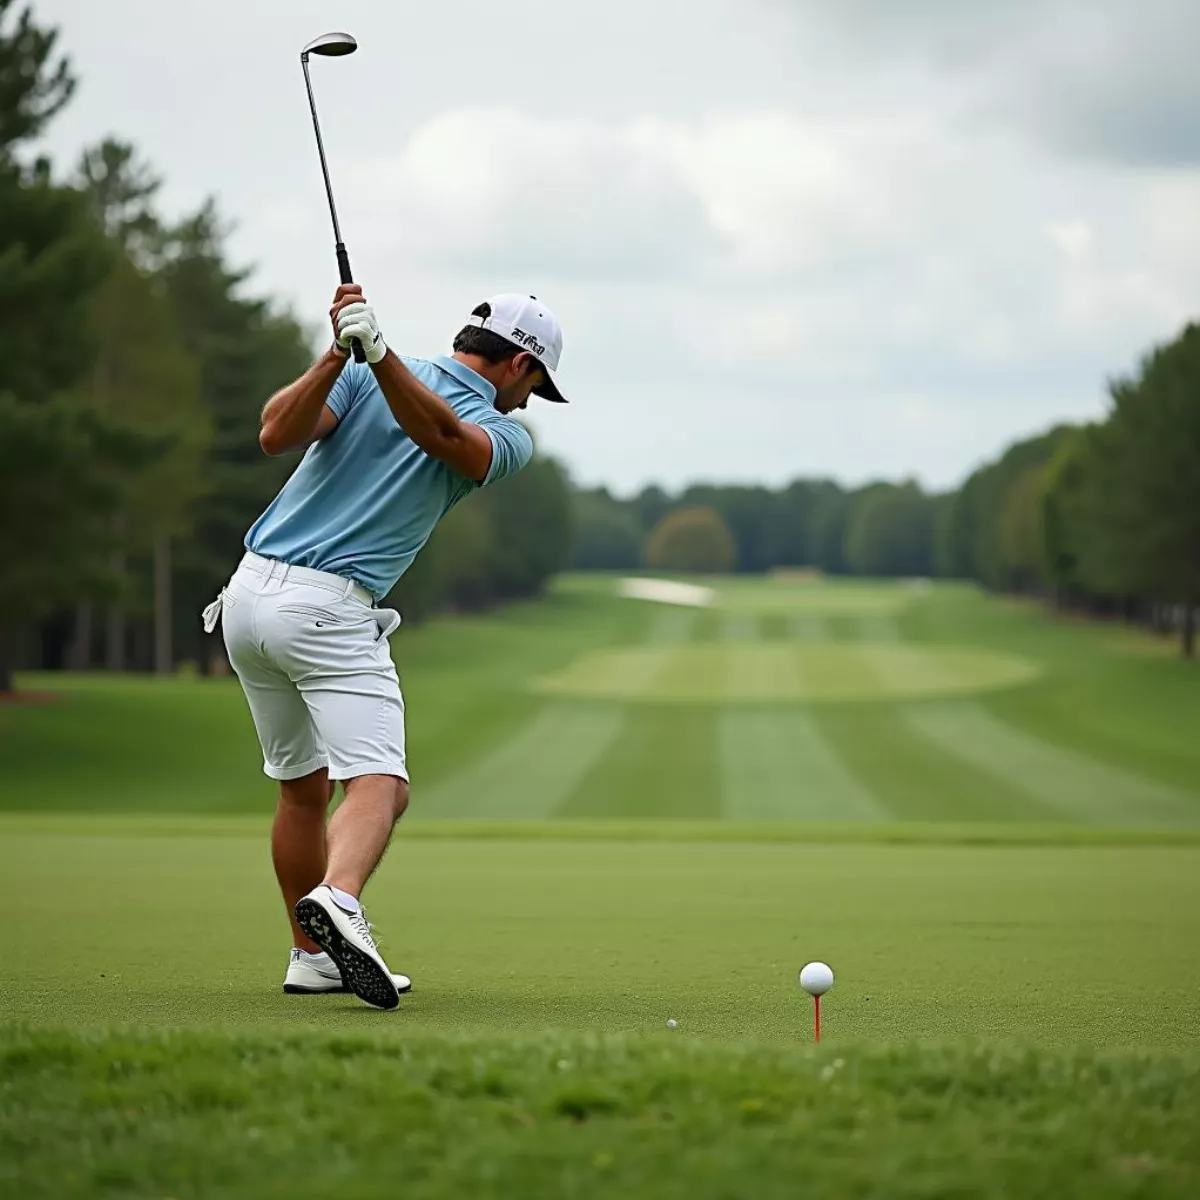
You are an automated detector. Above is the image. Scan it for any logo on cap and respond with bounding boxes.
[511,327,546,357]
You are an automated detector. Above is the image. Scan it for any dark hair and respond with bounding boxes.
[452,325,523,362]
[452,301,526,365]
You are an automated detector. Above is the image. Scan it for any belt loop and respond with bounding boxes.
[343,576,355,600]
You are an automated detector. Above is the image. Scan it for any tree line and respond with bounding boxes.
[940,324,1200,657]
[572,322,1199,658]
[571,478,945,580]
[5,2,1195,688]
[0,2,570,690]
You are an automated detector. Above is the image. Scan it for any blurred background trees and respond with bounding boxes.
[644,507,735,574]
[3,0,1198,687]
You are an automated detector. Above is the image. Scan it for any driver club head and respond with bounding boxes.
[301,31,358,59]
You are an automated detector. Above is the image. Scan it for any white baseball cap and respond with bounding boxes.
[464,293,568,404]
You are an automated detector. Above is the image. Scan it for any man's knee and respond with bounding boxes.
[279,767,333,810]
[342,773,408,820]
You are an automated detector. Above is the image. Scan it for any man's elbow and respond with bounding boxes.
[259,424,289,456]
[424,427,491,483]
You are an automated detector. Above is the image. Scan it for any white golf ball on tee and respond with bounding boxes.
[799,962,834,996]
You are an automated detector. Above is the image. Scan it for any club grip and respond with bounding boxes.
[335,242,367,363]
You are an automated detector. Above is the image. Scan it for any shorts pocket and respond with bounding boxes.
[276,603,368,629]
[372,608,402,640]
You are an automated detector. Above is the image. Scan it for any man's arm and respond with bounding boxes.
[367,349,494,482]
[259,348,345,456]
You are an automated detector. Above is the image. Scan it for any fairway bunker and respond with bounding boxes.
[618,578,714,606]
[534,641,1042,704]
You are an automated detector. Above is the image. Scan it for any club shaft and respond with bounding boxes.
[301,48,364,361]
[301,54,344,246]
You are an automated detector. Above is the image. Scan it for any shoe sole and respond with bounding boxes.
[283,980,411,996]
[294,898,401,1011]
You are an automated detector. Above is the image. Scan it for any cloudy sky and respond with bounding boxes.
[34,0,1200,494]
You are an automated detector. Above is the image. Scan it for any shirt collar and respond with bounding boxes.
[433,355,496,405]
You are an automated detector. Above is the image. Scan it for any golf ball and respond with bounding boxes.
[666,1018,678,1029]
[799,961,834,996]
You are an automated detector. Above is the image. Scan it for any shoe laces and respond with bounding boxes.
[350,907,379,948]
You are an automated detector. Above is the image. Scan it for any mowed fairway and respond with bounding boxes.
[4,576,1200,1197]
[6,574,1199,825]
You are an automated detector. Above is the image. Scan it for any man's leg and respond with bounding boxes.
[273,592,409,1008]
[323,774,409,899]
[218,573,331,952]
[272,768,336,952]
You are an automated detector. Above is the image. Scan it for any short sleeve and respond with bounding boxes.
[326,361,370,422]
[478,414,535,487]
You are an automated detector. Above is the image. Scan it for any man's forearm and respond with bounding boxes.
[370,350,464,453]
[259,348,346,454]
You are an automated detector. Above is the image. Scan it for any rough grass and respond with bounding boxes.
[2,1026,1197,1200]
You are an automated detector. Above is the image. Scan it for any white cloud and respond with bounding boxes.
[1048,220,1094,262]
[342,109,722,280]
[30,0,1200,494]
[322,95,1200,492]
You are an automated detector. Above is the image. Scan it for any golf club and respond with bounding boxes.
[301,31,365,362]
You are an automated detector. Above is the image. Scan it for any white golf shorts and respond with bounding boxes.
[205,552,407,783]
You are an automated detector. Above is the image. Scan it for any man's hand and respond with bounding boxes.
[330,284,387,364]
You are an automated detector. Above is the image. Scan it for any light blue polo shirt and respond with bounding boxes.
[245,355,534,600]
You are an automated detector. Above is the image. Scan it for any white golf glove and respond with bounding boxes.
[335,301,387,364]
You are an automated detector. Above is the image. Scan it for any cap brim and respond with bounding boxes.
[533,368,568,404]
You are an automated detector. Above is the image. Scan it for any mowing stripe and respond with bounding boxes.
[720,612,759,641]
[421,605,697,819]
[578,606,699,697]
[418,703,625,819]
[689,606,723,643]
[718,709,887,820]
[719,647,885,821]
[857,613,900,641]
[824,615,860,642]
[557,703,723,819]
[904,702,1199,827]
[788,613,828,641]
[760,612,789,641]
[557,597,722,818]
[643,604,701,646]
[719,612,762,700]
[811,703,1064,823]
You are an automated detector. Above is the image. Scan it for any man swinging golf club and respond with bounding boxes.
[203,287,568,1008]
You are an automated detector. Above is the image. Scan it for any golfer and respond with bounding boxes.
[202,285,568,1008]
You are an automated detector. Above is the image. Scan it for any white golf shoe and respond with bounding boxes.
[294,885,403,1010]
[283,948,411,996]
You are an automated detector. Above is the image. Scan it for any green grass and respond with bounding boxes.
[535,640,1042,703]
[4,575,1200,1195]
[3,575,1197,823]
[5,826,1198,1047]
[4,1026,1198,1200]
